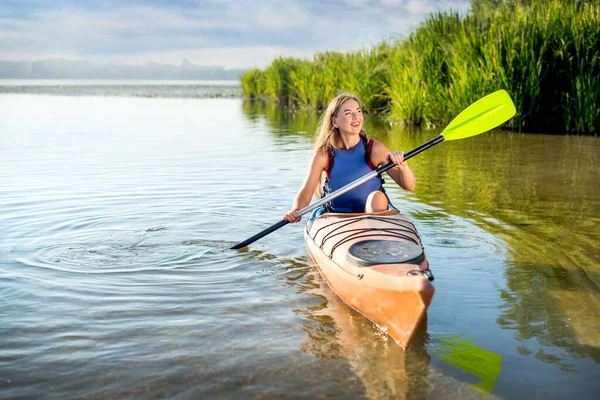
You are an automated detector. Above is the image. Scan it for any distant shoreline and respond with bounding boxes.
[0,59,247,81]
[0,79,242,99]
[0,79,241,86]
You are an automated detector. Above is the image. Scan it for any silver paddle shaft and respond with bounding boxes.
[296,170,380,217]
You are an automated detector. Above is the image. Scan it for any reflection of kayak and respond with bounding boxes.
[304,209,435,349]
[306,269,432,399]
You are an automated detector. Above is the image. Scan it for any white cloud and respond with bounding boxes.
[0,46,314,69]
[254,3,310,29]
[379,0,407,5]
[405,0,435,14]
[0,0,470,68]
[345,0,370,6]
[103,46,315,69]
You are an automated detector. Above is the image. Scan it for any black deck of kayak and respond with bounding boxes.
[347,239,425,267]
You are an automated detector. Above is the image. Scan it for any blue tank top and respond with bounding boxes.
[323,139,384,213]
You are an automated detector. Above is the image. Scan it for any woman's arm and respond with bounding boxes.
[283,149,329,222]
[370,140,416,191]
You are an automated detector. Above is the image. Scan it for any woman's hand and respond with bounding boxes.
[283,209,301,223]
[388,151,407,169]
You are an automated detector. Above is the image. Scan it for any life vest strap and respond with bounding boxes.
[325,135,376,179]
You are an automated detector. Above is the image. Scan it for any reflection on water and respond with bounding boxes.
[1,91,598,399]
[498,261,600,368]
[291,260,432,400]
[394,129,600,370]
[430,335,503,394]
[0,79,241,98]
[292,261,501,400]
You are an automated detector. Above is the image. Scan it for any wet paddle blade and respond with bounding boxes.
[442,90,516,141]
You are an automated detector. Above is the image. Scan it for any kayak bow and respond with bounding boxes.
[305,209,434,349]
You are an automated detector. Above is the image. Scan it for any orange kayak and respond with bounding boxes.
[304,209,435,349]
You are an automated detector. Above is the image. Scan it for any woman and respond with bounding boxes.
[283,93,415,223]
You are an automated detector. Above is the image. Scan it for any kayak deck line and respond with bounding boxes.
[308,214,423,258]
[306,211,432,279]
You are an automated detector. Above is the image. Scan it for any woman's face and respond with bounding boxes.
[332,99,363,135]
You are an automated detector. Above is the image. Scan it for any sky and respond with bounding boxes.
[0,0,471,68]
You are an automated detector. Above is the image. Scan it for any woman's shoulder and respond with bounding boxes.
[367,137,386,148]
[314,147,330,158]
[365,138,386,151]
[311,148,330,169]
[367,138,391,164]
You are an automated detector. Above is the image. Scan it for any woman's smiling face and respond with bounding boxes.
[332,99,363,135]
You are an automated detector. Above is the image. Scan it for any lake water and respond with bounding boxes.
[1,81,599,399]
[0,79,241,99]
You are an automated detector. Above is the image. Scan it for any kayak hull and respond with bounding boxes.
[304,209,434,349]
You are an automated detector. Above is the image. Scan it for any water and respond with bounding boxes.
[1,81,599,399]
[0,80,241,98]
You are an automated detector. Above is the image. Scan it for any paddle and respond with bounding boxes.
[230,90,516,250]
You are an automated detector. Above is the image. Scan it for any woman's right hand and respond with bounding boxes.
[283,209,301,223]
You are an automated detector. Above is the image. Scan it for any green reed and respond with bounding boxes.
[240,0,600,134]
[241,68,264,99]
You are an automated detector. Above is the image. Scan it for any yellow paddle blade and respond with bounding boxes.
[442,90,516,141]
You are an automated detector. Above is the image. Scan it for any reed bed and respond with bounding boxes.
[241,0,599,135]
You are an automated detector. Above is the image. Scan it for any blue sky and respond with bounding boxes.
[0,0,470,68]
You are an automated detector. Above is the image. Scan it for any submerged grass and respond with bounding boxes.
[241,0,600,135]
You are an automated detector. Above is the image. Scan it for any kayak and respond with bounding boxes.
[304,209,435,349]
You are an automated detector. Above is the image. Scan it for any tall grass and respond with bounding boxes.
[241,0,600,134]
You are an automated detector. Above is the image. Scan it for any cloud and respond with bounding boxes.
[106,46,315,69]
[0,0,470,68]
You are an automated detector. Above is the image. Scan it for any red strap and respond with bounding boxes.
[366,138,377,170]
[326,147,334,179]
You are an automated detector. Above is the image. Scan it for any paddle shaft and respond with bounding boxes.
[229,134,444,250]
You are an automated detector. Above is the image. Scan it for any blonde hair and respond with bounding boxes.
[313,93,366,198]
[314,93,365,152]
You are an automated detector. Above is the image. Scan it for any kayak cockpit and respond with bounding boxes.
[346,239,425,267]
